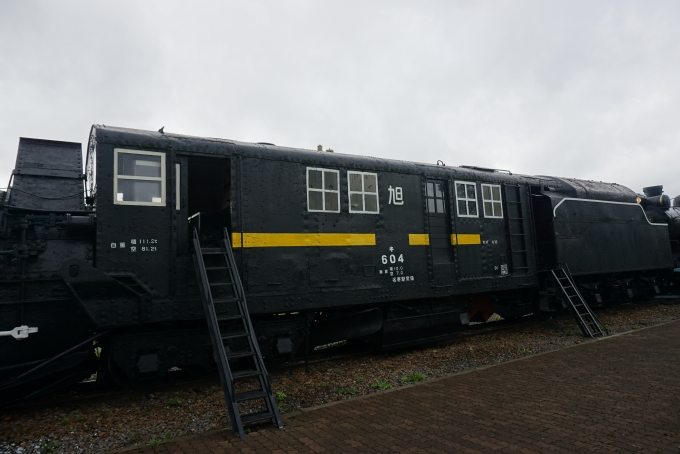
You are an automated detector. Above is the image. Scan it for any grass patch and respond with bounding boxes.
[521,348,532,355]
[168,397,182,407]
[276,391,287,411]
[402,373,426,383]
[147,431,172,448]
[355,377,366,383]
[371,380,392,391]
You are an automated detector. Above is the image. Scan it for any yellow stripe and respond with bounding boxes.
[231,233,242,248]
[232,233,376,248]
[456,233,481,245]
[408,234,430,246]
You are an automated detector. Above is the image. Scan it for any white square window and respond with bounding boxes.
[481,184,503,218]
[114,149,166,206]
[307,167,340,212]
[455,181,479,218]
[348,171,379,214]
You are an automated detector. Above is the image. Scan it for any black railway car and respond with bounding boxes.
[0,125,675,400]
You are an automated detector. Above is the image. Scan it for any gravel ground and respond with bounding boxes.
[1,299,679,454]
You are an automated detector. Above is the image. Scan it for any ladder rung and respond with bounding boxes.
[201,249,225,255]
[222,332,249,340]
[210,282,233,287]
[232,369,262,379]
[205,266,229,271]
[241,411,276,425]
[217,314,244,322]
[235,390,268,402]
[214,298,239,304]
[227,350,256,359]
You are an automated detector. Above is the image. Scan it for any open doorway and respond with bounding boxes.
[187,157,231,247]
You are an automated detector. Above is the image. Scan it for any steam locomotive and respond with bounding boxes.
[1,125,678,402]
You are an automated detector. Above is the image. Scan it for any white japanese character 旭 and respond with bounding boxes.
[388,185,404,205]
[131,239,137,245]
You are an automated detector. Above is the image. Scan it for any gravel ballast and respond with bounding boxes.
[1,299,679,454]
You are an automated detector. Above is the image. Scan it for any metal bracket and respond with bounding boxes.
[0,325,39,339]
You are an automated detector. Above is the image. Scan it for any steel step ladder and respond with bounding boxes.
[550,266,607,338]
[504,184,529,274]
[192,227,283,438]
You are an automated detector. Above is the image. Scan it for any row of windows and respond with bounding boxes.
[110,150,504,221]
[426,181,503,219]
[454,182,503,219]
[309,168,504,219]
[307,168,379,214]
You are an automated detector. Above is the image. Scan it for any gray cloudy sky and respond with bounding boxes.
[1,1,679,196]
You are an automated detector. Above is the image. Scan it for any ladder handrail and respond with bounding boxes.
[193,227,283,438]
[551,265,605,338]
[558,264,609,336]
[221,228,280,410]
[192,228,241,431]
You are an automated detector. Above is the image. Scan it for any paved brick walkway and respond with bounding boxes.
[123,321,680,453]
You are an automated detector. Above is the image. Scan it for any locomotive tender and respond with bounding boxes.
[0,125,677,401]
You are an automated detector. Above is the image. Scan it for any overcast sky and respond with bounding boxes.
[1,1,679,197]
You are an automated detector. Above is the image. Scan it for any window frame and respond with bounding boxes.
[425,181,447,214]
[481,183,504,219]
[347,171,379,214]
[454,181,479,218]
[113,148,166,207]
[306,167,341,213]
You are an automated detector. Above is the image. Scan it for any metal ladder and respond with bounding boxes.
[192,227,283,438]
[550,266,606,338]
[504,184,529,275]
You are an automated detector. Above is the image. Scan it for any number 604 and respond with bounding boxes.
[381,254,404,264]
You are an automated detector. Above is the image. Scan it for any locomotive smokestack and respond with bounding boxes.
[643,185,663,197]
[638,185,671,208]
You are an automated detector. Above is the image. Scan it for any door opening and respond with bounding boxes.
[426,180,453,265]
[187,157,231,247]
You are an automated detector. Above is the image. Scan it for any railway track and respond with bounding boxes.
[14,296,677,415]
[0,314,549,415]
